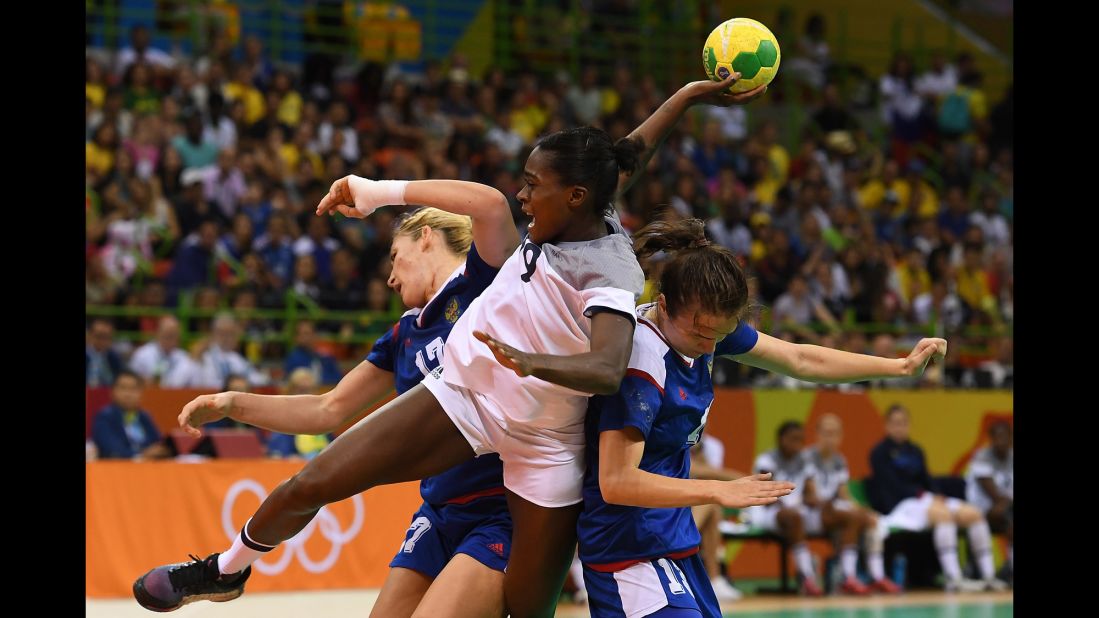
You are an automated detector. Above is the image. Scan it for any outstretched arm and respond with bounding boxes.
[615,75,767,198]
[728,331,947,383]
[178,360,395,437]
[474,311,635,395]
[599,427,793,508]
[316,176,520,268]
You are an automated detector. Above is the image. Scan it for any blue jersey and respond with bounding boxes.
[577,304,759,569]
[367,243,505,505]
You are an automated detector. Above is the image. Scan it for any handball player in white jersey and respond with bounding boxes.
[133,75,776,618]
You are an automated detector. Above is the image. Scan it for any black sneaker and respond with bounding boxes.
[133,553,251,612]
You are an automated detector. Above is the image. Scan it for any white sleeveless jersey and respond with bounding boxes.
[442,217,644,429]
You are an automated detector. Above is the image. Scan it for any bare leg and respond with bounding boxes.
[412,554,506,618]
[370,568,433,618]
[502,490,583,618]
[249,384,476,545]
[692,503,722,579]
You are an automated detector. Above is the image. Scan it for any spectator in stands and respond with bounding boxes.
[879,53,923,165]
[163,313,266,388]
[965,420,1013,585]
[813,84,858,134]
[318,101,359,162]
[203,147,246,220]
[86,318,125,387]
[915,51,958,102]
[284,320,342,386]
[566,65,603,125]
[171,108,218,171]
[970,190,1011,248]
[806,414,900,594]
[912,279,964,331]
[688,436,747,602]
[868,404,1006,591]
[290,253,322,303]
[266,368,332,459]
[773,273,837,336]
[86,122,119,184]
[785,13,831,90]
[115,24,175,75]
[86,250,123,305]
[166,219,220,297]
[937,186,972,244]
[750,421,824,596]
[293,215,341,283]
[218,212,255,264]
[123,62,160,116]
[129,316,190,386]
[318,248,365,311]
[92,370,171,460]
[937,54,988,141]
[254,211,296,285]
[955,242,996,319]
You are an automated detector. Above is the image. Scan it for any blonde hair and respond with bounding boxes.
[395,207,473,257]
[286,368,317,393]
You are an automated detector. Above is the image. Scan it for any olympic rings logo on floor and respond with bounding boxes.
[222,479,365,575]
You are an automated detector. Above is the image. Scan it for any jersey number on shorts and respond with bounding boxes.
[414,337,445,377]
[656,558,689,596]
[520,242,542,283]
[400,516,432,553]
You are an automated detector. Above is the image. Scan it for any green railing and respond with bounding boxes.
[86,290,401,368]
[87,295,1010,364]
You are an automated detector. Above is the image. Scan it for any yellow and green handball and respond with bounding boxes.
[702,17,781,94]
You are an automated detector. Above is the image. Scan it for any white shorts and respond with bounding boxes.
[750,503,824,535]
[881,493,963,532]
[422,368,586,508]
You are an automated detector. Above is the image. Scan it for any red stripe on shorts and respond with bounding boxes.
[585,546,700,573]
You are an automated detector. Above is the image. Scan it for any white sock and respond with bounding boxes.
[967,520,995,580]
[793,543,815,580]
[866,524,886,581]
[217,519,276,575]
[933,522,962,582]
[841,545,859,579]
[869,554,886,581]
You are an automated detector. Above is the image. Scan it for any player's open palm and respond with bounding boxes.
[474,330,533,377]
[901,337,948,377]
[685,74,768,107]
[178,392,235,438]
[715,473,795,508]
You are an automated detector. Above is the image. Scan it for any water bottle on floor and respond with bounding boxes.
[893,553,907,589]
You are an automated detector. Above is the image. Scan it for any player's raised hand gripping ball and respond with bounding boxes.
[703,17,781,94]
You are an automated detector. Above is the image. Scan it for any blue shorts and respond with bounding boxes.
[582,553,720,618]
[389,496,511,578]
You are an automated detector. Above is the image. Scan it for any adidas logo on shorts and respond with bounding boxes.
[430,365,444,379]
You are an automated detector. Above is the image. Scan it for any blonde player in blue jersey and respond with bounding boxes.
[576,219,948,618]
[134,75,772,618]
[138,203,518,617]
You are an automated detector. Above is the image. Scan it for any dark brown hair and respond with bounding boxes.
[535,127,644,215]
[634,219,749,319]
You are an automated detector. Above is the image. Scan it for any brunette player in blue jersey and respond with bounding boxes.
[577,220,948,618]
